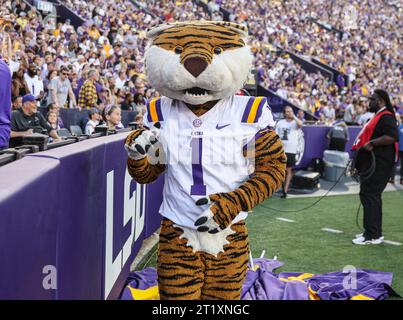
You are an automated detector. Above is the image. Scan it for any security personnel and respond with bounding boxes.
[352,89,398,245]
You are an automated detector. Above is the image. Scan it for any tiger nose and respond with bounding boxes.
[184,57,208,78]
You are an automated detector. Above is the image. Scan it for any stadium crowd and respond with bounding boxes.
[216,0,401,123]
[0,0,220,138]
[0,0,401,142]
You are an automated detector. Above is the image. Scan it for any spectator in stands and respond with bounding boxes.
[276,106,303,198]
[134,114,144,130]
[115,70,127,90]
[46,110,60,131]
[123,29,137,50]
[208,0,220,12]
[133,93,147,114]
[323,103,336,123]
[343,98,356,125]
[85,108,101,135]
[24,63,44,102]
[78,69,99,109]
[326,118,349,152]
[296,110,306,124]
[102,105,122,131]
[316,113,327,125]
[48,103,65,129]
[11,67,29,98]
[115,70,127,89]
[69,70,80,99]
[12,96,22,111]
[120,93,135,111]
[98,86,112,106]
[356,99,373,126]
[10,94,60,140]
[48,66,77,108]
[44,69,58,93]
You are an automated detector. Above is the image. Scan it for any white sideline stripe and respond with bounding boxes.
[276,217,295,223]
[383,240,402,246]
[321,227,344,234]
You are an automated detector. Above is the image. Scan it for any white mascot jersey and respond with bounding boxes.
[143,95,275,230]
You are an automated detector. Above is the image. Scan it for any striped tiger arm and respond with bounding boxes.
[209,129,287,229]
[125,129,166,184]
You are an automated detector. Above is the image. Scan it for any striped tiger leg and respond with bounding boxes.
[157,218,205,300]
[201,221,249,300]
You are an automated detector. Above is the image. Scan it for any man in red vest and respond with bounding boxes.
[352,89,398,245]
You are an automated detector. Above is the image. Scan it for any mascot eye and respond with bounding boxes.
[174,46,183,54]
[213,47,223,55]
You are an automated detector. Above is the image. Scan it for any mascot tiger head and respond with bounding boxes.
[145,21,253,106]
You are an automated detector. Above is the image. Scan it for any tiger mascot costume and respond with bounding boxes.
[125,21,286,300]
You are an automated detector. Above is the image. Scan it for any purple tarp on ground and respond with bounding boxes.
[120,258,399,300]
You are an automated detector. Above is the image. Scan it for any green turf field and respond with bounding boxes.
[138,191,403,298]
[248,191,403,297]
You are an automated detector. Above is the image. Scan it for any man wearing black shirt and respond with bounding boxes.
[10,94,60,140]
[352,90,398,245]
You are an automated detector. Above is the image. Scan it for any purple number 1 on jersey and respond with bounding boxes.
[190,138,206,195]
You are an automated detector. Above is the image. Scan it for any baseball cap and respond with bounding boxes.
[22,94,38,104]
[89,108,100,116]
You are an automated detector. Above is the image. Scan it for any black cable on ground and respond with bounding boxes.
[260,160,351,213]
[260,149,376,215]
[355,202,363,232]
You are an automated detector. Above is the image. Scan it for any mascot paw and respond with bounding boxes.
[194,194,238,232]
[125,122,163,163]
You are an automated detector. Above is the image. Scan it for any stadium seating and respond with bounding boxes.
[70,125,83,136]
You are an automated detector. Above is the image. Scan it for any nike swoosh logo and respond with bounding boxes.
[216,124,231,130]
